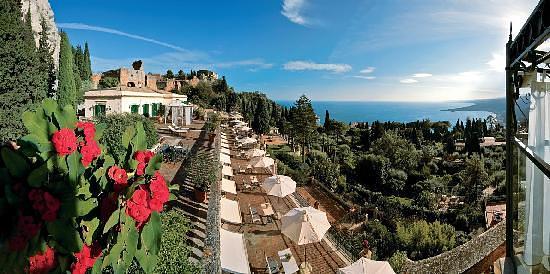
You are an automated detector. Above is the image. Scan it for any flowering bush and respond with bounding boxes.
[0,99,177,273]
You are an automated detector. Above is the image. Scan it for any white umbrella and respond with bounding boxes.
[337,258,395,274]
[239,126,251,132]
[246,149,265,158]
[239,137,257,145]
[281,207,331,264]
[250,156,274,168]
[262,175,296,198]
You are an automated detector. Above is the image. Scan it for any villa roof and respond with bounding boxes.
[85,87,186,99]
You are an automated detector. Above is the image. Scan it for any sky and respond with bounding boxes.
[50,0,540,102]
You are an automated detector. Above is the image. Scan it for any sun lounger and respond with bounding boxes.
[168,125,188,136]
[266,256,280,274]
[249,205,262,224]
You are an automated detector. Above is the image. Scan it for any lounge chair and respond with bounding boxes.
[250,206,262,224]
[265,256,280,274]
[168,125,188,137]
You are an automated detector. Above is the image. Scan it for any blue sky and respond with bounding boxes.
[50,0,539,101]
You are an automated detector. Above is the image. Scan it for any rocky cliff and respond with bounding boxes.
[20,0,60,68]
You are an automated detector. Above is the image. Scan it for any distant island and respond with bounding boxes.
[443,96,530,124]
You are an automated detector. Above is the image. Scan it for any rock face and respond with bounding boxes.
[20,0,60,68]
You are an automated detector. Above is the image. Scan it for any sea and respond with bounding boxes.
[276,101,496,124]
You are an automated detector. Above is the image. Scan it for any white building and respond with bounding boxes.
[83,87,187,118]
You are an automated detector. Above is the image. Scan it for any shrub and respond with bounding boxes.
[388,250,408,272]
[97,113,158,162]
[155,209,201,273]
[0,99,176,273]
[98,76,119,88]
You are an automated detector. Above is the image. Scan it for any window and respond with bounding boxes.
[152,103,158,116]
[142,104,149,116]
[130,105,139,114]
[94,104,106,117]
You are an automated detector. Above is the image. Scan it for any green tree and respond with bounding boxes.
[165,69,174,79]
[98,77,119,88]
[0,2,46,141]
[82,42,92,80]
[57,31,77,109]
[37,17,55,99]
[323,110,330,130]
[356,154,390,190]
[290,95,317,162]
[460,154,488,203]
[176,69,185,80]
[371,131,420,171]
[252,98,270,134]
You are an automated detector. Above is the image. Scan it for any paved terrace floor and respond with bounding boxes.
[223,132,347,274]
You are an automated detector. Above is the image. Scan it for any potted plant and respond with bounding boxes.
[192,152,218,202]
[205,113,221,142]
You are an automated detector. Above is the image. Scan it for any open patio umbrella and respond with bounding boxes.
[281,207,331,265]
[246,148,265,158]
[337,258,395,274]
[239,126,252,132]
[261,175,296,198]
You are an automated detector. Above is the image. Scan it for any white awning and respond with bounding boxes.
[220,153,231,165]
[222,165,234,177]
[222,143,230,149]
[220,229,250,274]
[221,147,231,155]
[221,197,242,224]
[221,178,237,194]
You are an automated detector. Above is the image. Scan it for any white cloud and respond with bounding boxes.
[360,67,375,74]
[412,73,432,78]
[58,23,199,54]
[353,75,376,80]
[400,78,418,84]
[281,0,308,25]
[486,52,505,72]
[283,61,352,73]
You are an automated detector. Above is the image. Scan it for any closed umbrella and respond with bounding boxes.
[239,137,257,145]
[261,175,296,198]
[337,258,395,274]
[281,207,331,265]
[250,156,274,168]
[247,149,265,158]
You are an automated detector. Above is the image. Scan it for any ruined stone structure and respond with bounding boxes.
[119,61,146,88]
[90,74,102,89]
[21,0,61,68]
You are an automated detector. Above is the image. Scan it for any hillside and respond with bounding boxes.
[444,96,530,123]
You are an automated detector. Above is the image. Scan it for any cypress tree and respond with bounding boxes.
[0,1,45,141]
[83,42,92,80]
[38,17,55,98]
[57,31,77,109]
[324,110,330,131]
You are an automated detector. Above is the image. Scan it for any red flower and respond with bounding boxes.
[52,128,78,156]
[70,244,102,274]
[9,215,42,251]
[136,162,146,176]
[126,189,151,223]
[108,166,128,191]
[29,189,60,222]
[80,139,101,166]
[76,122,96,141]
[149,172,169,212]
[134,151,154,164]
[28,246,56,274]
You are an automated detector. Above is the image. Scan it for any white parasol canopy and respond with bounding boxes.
[221,147,231,155]
[220,197,242,224]
[246,149,266,158]
[220,229,250,274]
[250,156,274,168]
[281,207,331,245]
[221,178,237,194]
[337,258,395,274]
[222,165,234,177]
[220,153,231,165]
[262,175,296,198]
[239,126,251,132]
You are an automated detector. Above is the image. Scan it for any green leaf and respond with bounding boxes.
[47,219,83,253]
[67,152,82,185]
[103,208,120,234]
[48,155,68,174]
[103,155,115,169]
[42,98,59,118]
[122,126,136,150]
[82,218,100,245]
[132,122,147,151]
[135,250,158,274]
[76,177,92,199]
[144,154,162,175]
[19,134,53,153]
[27,162,48,187]
[76,198,97,217]
[122,222,138,270]
[1,148,30,178]
[91,256,104,274]
[141,211,161,255]
[22,111,49,141]
[61,105,78,128]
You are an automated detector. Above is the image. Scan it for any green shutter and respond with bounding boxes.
[152,103,158,116]
[142,104,149,116]
[94,104,106,117]
[131,105,138,114]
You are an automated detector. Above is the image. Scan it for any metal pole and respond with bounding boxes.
[505,23,515,259]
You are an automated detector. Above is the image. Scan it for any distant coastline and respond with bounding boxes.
[442,96,530,124]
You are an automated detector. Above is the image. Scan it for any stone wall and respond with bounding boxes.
[21,0,60,68]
